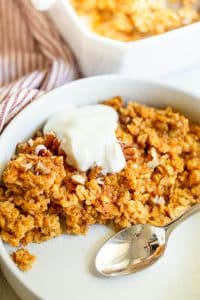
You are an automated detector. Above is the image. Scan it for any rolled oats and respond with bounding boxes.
[11,248,36,271]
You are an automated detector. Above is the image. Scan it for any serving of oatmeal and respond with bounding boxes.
[11,248,36,271]
[0,97,200,270]
[70,0,200,41]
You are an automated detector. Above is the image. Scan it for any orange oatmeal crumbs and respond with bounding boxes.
[0,97,200,270]
[70,0,200,41]
[11,248,36,271]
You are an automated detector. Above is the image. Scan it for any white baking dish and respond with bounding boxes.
[38,0,200,78]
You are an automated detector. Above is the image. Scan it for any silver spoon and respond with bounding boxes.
[95,203,200,277]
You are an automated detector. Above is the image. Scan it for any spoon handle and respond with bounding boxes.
[164,203,200,237]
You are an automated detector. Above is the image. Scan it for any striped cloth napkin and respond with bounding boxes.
[0,0,78,132]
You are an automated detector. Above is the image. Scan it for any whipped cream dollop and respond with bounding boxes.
[43,105,126,173]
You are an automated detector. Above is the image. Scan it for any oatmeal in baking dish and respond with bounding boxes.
[70,0,200,42]
[0,97,200,270]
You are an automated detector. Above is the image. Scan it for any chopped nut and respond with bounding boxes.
[96,177,104,185]
[21,163,33,172]
[35,161,50,175]
[71,174,86,185]
[35,144,47,155]
[147,147,159,169]
[27,139,34,146]
[119,115,131,125]
[153,195,165,205]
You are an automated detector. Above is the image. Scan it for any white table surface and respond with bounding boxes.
[0,64,200,300]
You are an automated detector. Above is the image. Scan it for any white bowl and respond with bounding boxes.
[0,75,200,300]
[40,0,200,77]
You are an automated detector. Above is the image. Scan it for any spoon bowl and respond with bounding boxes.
[95,203,200,277]
[95,224,167,277]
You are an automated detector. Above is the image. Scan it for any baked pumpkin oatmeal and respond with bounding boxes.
[0,97,200,270]
[11,248,36,271]
[70,0,200,41]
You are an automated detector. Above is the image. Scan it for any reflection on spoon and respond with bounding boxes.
[95,203,200,277]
